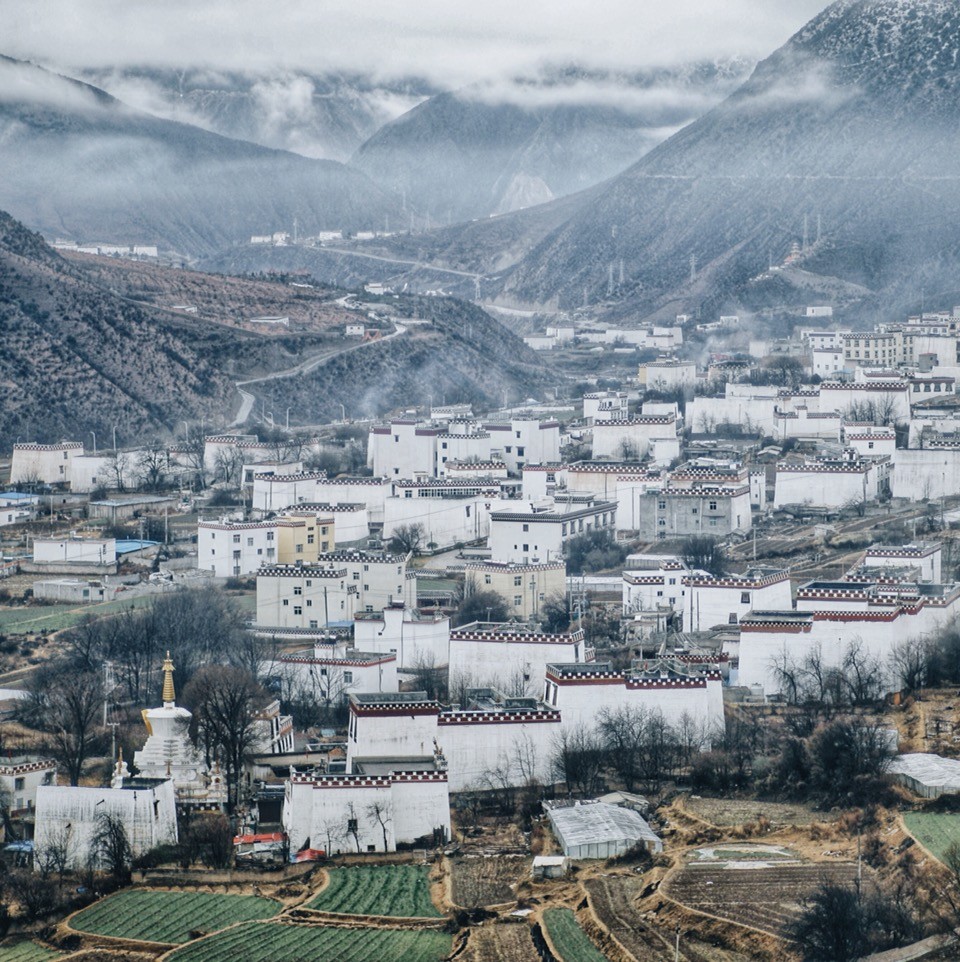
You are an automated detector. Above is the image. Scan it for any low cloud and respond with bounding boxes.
[5,1,828,89]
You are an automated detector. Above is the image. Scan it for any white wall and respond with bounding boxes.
[686,576,793,631]
[892,448,960,500]
[383,495,496,549]
[33,539,116,564]
[353,607,451,669]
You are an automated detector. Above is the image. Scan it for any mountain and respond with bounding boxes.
[0,57,404,257]
[0,209,551,441]
[490,0,960,314]
[0,210,237,440]
[349,63,752,223]
[77,66,434,162]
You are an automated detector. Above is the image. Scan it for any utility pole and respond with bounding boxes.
[689,254,696,283]
[802,213,809,251]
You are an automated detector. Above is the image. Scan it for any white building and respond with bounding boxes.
[892,444,960,500]
[843,424,897,459]
[34,771,178,871]
[591,414,679,461]
[251,471,329,514]
[811,348,845,378]
[638,359,697,393]
[315,550,408,614]
[543,659,724,736]
[11,442,84,486]
[448,623,592,693]
[684,569,793,631]
[773,408,842,442]
[277,638,398,704]
[288,502,370,544]
[483,418,561,474]
[488,496,618,565]
[383,481,505,550]
[347,691,560,792]
[69,455,115,493]
[0,757,56,816]
[0,491,38,527]
[256,563,358,629]
[774,454,889,509]
[622,559,691,617]
[284,768,450,855]
[368,419,443,479]
[583,392,629,424]
[861,543,941,584]
[353,604,451,669]
[33,537,116,566]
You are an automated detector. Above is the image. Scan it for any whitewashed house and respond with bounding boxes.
[11,442,83,486]
[0,757,56,816]
[352,603,451,670]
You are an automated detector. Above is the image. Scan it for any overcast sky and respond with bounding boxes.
[5,0,831,85]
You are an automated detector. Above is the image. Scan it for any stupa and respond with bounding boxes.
[133,652,226,810]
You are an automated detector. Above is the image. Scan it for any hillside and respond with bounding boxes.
[494,0,960,313]
[0,56,404,257]
[253,295,554,422]
[350,62,751,223]
[0,210,552,442]
[78,66,434,162]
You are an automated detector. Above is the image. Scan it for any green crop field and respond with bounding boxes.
[68,889,279,944]
[0,594,157,635]
[903,811,960,862]
[0,941,62,962]
[306,864,441,918]
[542,908,608,962]
[164,921,452,962]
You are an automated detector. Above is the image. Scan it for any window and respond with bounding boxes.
[347,817,358,833]
[514,595,522,606]
[691,507,698,514]
[306,600,312,607]
[522,523,529,532]
[309,619,318,628]
[728,613,738,624]
[233,534,240,543]
[484,574,491,584]
[14,777,24,791]
[267,532,274,541]
[282,599,289,606]
[522,544,529,552]
[740,592,750,604]
[363,585,369,591]
[344,671,353,684]
[709,501,718,511]
[296,543,304,553]
[307,534,315,544]
[514,576,522,587]
[353,571,360,580]
[294,605,302,615]
[247,537,254,547]
[517,446,525,457]
[668,578,676,585]
[294,585,303,595]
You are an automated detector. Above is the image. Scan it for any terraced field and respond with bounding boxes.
[451,856,529,908]
[542,908,608,962]
[903,811,960,862]
[0,942,62,962]
[164,921,452,962]
[306,864,441,918]
[682,796,826,827]
[68,889,279,943]
[665,862,861,937]
[584,876,675,961]
[463,923,538,962]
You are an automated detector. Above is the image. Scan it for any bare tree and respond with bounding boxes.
[213,446,245,487]
[136,442,170,492]
[388,523,425,555]
[366,800,393,852]
[841,638,884,705]
[18,667,105,785]
[91,811,132,882]
[182,665,269,810]
[104,451,132,492]
[889,637,930,694]
[34,825,74,883]
[345,802,362,852]
[552,724,604,795]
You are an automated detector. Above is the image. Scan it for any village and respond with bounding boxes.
[6,300,960,961]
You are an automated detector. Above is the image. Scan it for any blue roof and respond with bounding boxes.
[0,492,37,501]
[115,539,159,554]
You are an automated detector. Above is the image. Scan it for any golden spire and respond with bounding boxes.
[161,650,176,705]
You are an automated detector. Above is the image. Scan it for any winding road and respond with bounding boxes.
[229,322,407,426]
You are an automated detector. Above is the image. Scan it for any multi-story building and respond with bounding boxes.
[11,442,84,486]
[583,392,629,424]
[256,563,358,629]
[352,603,451,669]
[591,414,680,461]
[197,514,334,577]
[0,757,56,816]
[482,418,561,474]
[464,560,567,621]
[773,452,890,509]
[488,495,618,564]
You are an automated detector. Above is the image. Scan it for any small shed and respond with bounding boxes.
[532,855,569,880]
[545,800,662,860]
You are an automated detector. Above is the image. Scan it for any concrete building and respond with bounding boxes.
[488,496,618,565]
[197,514,335,577]
[0,491,39,527]
[314,550,408,614]
[352,604,451,669]
[347,691,560,792]
[464,560,567,621]
[774,454,890,510]
[483,418,561,474]
[543,659,724,736]
[591,414,679,461]
[11,442,84,486]
[632,480,752,541]
[256,563,358,629]
[0,757,56,816]
[861,543,941,583]
[277,638,398,704]
[684,568,793,631]
[383,481,504,550]
[250,471,329,514]
[583,392,629,424]
[291,503,369,544]
[638,359,697,393]
[773,408,842,442]
[448,622,592,693]
[87,495,177,522]
[622,559,690,618]
[284,767,450,855]
[33,537,116,566]
[32,579,116,604]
